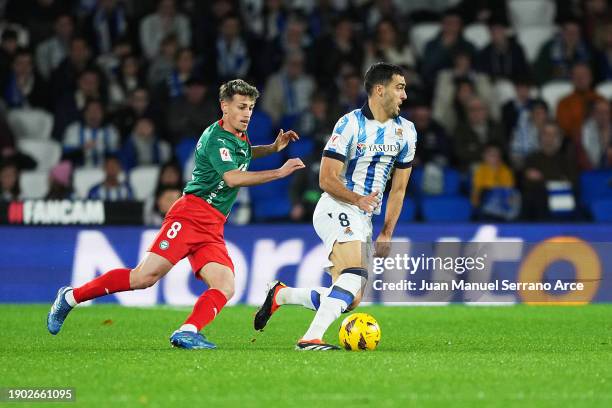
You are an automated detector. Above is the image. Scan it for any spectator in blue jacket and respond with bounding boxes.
[120,117,171,171]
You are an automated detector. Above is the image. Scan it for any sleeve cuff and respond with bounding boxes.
[323,150,346,162]
[395,161,413,169]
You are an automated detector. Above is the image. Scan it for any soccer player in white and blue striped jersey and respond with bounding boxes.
[255,63,417,350]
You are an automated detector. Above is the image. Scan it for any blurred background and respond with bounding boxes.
[0,0,611,226]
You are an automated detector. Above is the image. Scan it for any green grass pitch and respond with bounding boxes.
[1,304,611,407]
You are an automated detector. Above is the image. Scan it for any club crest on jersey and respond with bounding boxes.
[356,143,367,156]
[395,127,403,138]
[344,226,353,236]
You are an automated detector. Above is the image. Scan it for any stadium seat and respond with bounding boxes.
[547,180,576,218]
[248,150,283,171]
[421,196,472,222]
[464,23,490,50]
[73,167,105,199]
[376,196,416,224]
[580,170,612,207]
[540,81,573,113]
[249,178,291,221]
[7,108,53,140]
[410,23,440,57]
[251,197,291,221]
[596,81,612,99]
[129,165,160,201]
[590,199,612,222]
[19,170,49,199]
[508,0,556,28]
[0,23,29,46]
[410,166,462,197]
[278,114,300,132]
[174,137,198,170]
[493,79,517,107]
[287,137,314,158]
[516,25,557,63]
[17,139,61,171]
[248,177,290,201]
[174,137,198,182]
[247,110,275,146]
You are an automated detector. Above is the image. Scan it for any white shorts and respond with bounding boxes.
[313,193,373,268]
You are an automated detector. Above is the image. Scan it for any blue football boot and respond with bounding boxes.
[47,286,74,335]
[170,330,217,349]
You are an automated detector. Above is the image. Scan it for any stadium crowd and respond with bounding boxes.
[0,0,611,224]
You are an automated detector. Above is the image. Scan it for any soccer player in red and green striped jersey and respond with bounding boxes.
[47,79,305,349]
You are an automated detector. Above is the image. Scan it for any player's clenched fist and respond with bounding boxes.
[357,190,380,213]
[278,158,305,177]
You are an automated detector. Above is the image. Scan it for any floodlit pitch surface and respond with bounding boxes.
[1,305,610,407]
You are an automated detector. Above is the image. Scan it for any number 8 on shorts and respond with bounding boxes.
[166,222,182,239]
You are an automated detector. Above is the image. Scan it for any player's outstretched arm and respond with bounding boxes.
[223,158,305,187]
[375,167,412,257]
[319,157,381,212]
[252,129,299,159]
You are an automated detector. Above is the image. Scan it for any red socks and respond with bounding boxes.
[72,268,132,303]
[72,270,228,332]
[183,289,228,331]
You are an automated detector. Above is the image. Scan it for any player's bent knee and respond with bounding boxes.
[130,252,173,289]
[131,272,160,289]
[214,279,234,300]
[200,264,235,300]
[130,265,165,289]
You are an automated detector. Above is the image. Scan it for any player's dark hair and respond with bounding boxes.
[103,152,121,163]
[442,7,462,20]
[83,98,104,112]
[174,47,193,62]
[483,142,502,152]
[0,159,20,198]
[529,98,549,113]
[12,47,32,60]
[364,62,404,95]
[219,79,260,102]
[1,29,18,41]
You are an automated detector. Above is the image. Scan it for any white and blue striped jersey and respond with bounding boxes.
[88,182,133,201]
[322,104,417,215]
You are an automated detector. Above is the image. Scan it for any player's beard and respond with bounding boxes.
[384,98,400,119]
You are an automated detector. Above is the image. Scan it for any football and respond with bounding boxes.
[339,313,381,351]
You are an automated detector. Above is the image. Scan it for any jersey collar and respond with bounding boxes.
[361,102,375,120]
[218,119,249,142]
[361,102,396,125]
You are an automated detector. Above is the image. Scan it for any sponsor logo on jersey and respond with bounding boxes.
[369,144,400,153]
[357,143,400,156]
[159,240,169,250]
[220,148,232,161]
